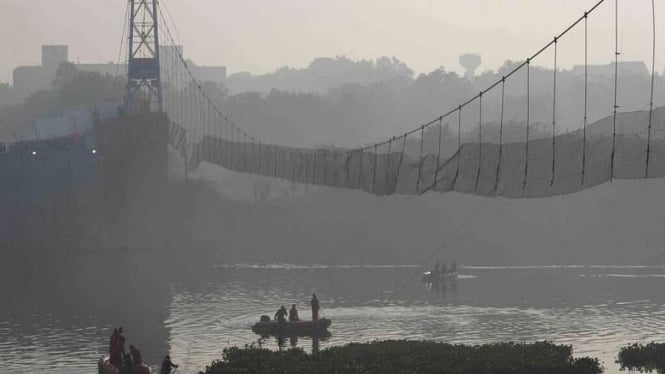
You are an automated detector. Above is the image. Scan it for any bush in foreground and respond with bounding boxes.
[203,340,602,374]
[617,342,665,373]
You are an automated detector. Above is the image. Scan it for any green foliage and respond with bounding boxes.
[617,342,665,373]
[202,340,602,374]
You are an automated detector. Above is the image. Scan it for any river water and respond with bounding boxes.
[3,263,665,373]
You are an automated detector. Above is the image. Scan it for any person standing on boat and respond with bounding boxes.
[310,294,320,321]
[160,355,179,374]
[288,304,300,321]
[274,305,288,322]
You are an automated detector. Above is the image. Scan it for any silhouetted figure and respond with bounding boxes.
[110,327,125,368]
[288,304,300,321]
[451,261,457,273]
[109,328,118,354]
[117,327,126,355]
[274,305,288,322]
[311,294,320,321]
[130,345,143,365]
[160,355,179,374]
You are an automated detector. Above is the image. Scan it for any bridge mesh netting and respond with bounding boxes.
[155,0,665,198]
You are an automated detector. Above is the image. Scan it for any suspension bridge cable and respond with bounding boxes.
[523,59,531,193]
[551,37,558,186]
[386,196,488,303]
[385,138,393,191]
[453,106,462,190]
[645,0,657,178]
[432,117,443,194]
[610,0,619,181]
[156,3,256,145]
[393,135,408,193]
[416,125,425,193]
[582,12,588,187]
[495,77,505,192]
[372,144,378,193]
[354,0,606,154]
[114,2,130,82]
[475,93,483,193]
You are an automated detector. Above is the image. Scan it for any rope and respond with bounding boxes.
[550,37,558,186]
[523,60,531,193]
[645,0,656,178]
[372,144,378,193]
[393,135,408,193]
[387,196,488,303]
[610,0,619,182]
[432,117,443,194]
[385,138,393,191]
[357,149,365,189]
[354,0,606,153]
[475,93,483,193]
[416,125,425,193]
[582,12,588,188]
[495,78,506,192]
[452,106,462,190]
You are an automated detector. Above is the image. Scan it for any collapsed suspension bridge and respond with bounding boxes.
[87,0,665,199]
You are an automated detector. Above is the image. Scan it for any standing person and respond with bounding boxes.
[129,345,143,365]
[116,327,126,356]
[310,294,320,321]
[160,355,179,374]
[109,329,118,355]
[288,304,300,321]
[109,327,124,368]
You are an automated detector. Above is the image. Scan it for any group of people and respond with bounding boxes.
[274,294,321,322]
[108,327,179,374]
[432,260,457,275]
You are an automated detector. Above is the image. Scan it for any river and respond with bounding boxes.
[2,262,665,373]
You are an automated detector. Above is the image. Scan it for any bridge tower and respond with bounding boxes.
[125,0,163,113]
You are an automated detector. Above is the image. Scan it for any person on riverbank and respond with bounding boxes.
[109,327,125,367]
[130,345,143,365]
[117,327,126,354]
[109,329,118,354]
[311,294,320,321]
[160,355,179,374]
[274,305,288,322]
[288,304,300,321]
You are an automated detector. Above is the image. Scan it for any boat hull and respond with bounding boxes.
[421,271,458,283]
[252,318,332,337]
[98,356,152,374]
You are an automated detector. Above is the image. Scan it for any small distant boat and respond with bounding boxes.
[421,270,458,284]
[98,356,152,374]
[252,318,332,337]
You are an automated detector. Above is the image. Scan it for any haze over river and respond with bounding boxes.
[3,260,665,374]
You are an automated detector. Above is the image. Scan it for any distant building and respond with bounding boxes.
[161,45,227,88]
[0,82,18,108]
[11,45,227,102]
[572,61,650,79]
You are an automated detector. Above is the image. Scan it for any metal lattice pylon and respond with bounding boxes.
[125,0,162,113]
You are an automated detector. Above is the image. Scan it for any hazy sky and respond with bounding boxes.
[1,0,662,84]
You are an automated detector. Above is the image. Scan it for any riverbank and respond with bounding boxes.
[200,340,602,373]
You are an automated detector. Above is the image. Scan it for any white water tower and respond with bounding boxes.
[459,54,481,80]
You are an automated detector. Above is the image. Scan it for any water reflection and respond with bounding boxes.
[4,263,665,373]
[165,264,665,374]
